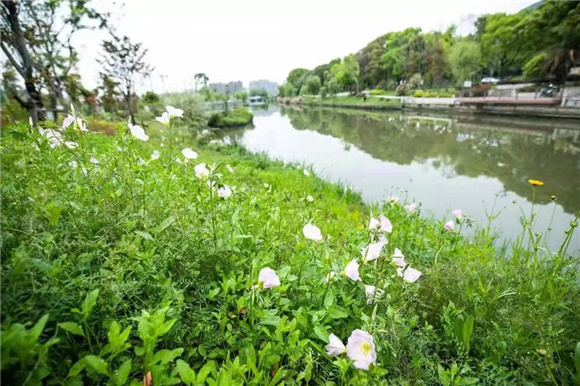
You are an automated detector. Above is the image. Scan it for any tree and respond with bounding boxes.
[326,78,340,97]
[286,68,308,93]
[302,75,321,95]
[1,0,46,123]
[449,40,482,85]
[1,0,106,122]
[330,55,360,92]
[142,91,160,104]
[99,32,153,124]
[278,83,297,97]
[194,73,209,93]
[98,73,120,114]
[233,90,247,104]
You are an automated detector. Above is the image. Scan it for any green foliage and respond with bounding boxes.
[162,92,207,128]
[449,40,482,84]
[142,91,160,104]
[302,75,322,95]
[233,90,248,104]
[1,115,579,384]
[208,108,253,127]
[286,68,309,93]
[331,54,360,91]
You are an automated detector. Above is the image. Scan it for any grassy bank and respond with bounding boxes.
[208,108,253,128]
[2,111,579,384]
[304,96,402,110]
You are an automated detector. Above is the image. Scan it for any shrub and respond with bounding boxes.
[396,84,408,96]
[208,108,253,127]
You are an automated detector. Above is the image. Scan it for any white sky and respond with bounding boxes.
[74,0,536,93]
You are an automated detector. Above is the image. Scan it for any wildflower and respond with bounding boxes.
[69,160,78,169]
[181,148,198,160]
[217,185,232,199]
[361,237,387,262]
[258,267,280,289]
[307,195,314,202]
[194,163,210,179]
[166,105,184,118]
[39,127,63,148]
[528,179,544,186]
[303,223,323,241]
[155,112,171,125]
[90,156,99,165]
[344,259,360,281]
[62,115,75,130]
[346,330,377,370]
[550,195,556,201]
[443,220,455,231]
[404,203,417,212]
[128,121,149,141]
[264,183,270,188]
[151,150,160,161]
[364,285,384,304]
[379,215,392,233]
[452,209,462,220]
[397,266,422,283]
[368,217,380,230]
[303,168,310,176]
[326,333,347,356]
[325,271,336,283]
[64,141,78,149]
[137,158,147,166]
[388,195,399,204]
[391,248,406,267]
[226,164,234,173]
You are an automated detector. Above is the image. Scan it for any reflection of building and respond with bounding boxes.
[249,79,279,96]
[208,81,243,94]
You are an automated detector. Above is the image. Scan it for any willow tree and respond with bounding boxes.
[99,33,153,124]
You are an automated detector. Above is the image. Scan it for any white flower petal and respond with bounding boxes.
[303,223,322,241]
[194,163,210,179]
[182,148,198,160]
[344,259,360,281]
[346,330,377,370]
[258,267,280,289]
[326,333,346,356]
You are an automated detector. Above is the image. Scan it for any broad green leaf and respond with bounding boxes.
[152,348,183,365]
[313,325,328,342]
[30,314,49,342]
[134,230,154,241]
[196,360,217,383]
[81,289,99,318]
[175,359,195,386]
[58,322,85,337]
[155,216,176,233]
[83,355,109,376]
[114,359,132,386]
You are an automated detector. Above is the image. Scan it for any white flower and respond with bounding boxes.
[361,236,387,262]
[452,209,462,220]
[325,271,336,283]
[137,158,147,165]
[151,150,160,161]
[194,163,210,179]
[404,203,417,212]
[69,160,78,169]
[444,220,455,231]
[326,334,346,356]
[392,248,406,267]
[155,112,171,125]
[344,259,360,281]
[264,183,270,188]
[166,105,184,118]
[303,223,323,241]
[364,285,384,304]
[76,117,88,132]
[39,128,63,148]
[217,185,232,199]
[128,121,149,141]
[368,217,380,230]
[378,215,392,233]
[90,156,99,165]
[397,266,422,283]
[303,168,310,176]
[62,115,75,130]
[64,141,78,149]
[258,267,280,289]
[182,148,198,160]
[307,195,314,202]
[388,195,399,204]
[346,330,377,370]
[226,164,234,174]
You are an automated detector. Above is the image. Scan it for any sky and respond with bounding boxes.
[74,0,537,93]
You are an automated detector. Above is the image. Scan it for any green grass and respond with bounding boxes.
[208,108,253,128]
[305,96,402,109]
[1,116,579,384]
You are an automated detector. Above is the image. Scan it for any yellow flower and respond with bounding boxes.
[528,179,544,186]
[550,195,556,200]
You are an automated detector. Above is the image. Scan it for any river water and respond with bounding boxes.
[221,105,580,252]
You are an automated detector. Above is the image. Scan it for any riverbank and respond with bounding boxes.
[208,107,253,127]
[2,118,579,384]
[299,96,580,120]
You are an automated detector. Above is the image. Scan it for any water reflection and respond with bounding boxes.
[222,106,580,251]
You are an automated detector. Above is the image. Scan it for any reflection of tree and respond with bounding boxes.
[283,108,580,214]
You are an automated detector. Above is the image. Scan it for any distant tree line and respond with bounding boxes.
[279,1,580,97]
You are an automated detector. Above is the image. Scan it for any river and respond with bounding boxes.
[220,105,580,252]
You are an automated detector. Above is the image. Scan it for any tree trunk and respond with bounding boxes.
[2,0,46,124]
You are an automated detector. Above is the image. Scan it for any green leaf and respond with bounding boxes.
[323,288,334,308]
[574,342,580,382]
[152,348,183,365]
[81,289,99,319]
[313,325,328,342]
[114,359,132,386]
[175,359,196,386]
[196,361,216,383]
[155,216,176,233]
[134,230,154,241]
[83,355,109,376]
[30,314,49,342]
[58,322,85,337]
[69,359,87,377]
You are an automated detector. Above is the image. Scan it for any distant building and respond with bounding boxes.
[249,79,279,96]
[208,81,243,94]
